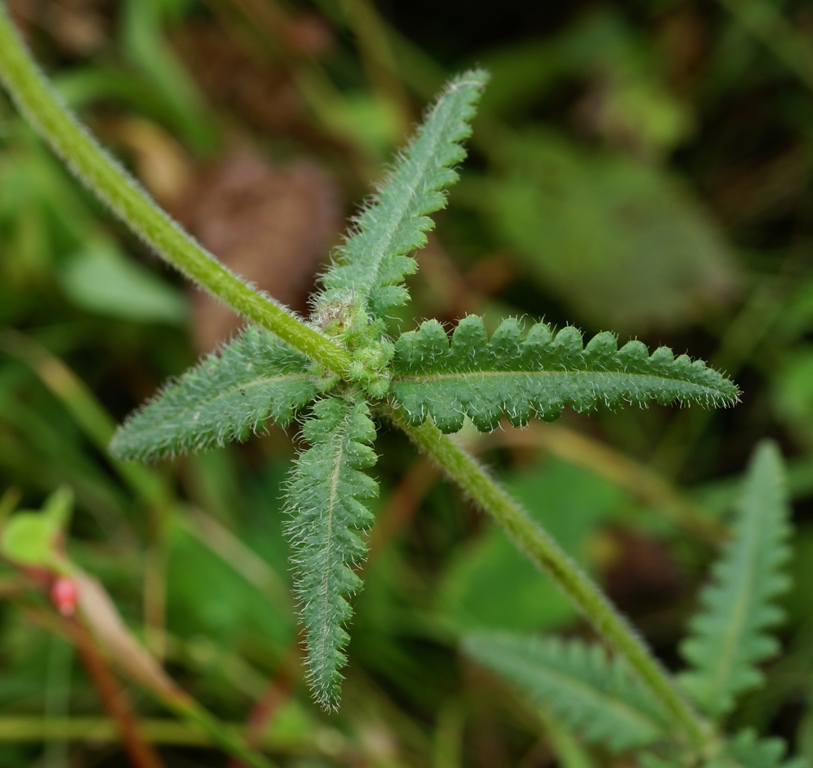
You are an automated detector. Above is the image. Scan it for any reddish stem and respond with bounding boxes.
[67,617,165,768]
[227,649,297,768]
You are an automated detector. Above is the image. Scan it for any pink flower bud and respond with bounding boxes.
[51,577,78,617]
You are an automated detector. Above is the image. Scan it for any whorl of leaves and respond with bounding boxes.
[463,632,669,753]
[110,326,317,461]
[317,70,487,321]
[102,66,756,726]
[390,315,739,433]
[285,397,378,710]
[679,442,792,717]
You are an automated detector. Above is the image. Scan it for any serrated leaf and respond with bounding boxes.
[679,442,792,717]
[702,730,805,768]
[463,632,669,753]
[317,70,487,321]
[111,326,317,461]
[390,315,739,433]
[285,397,378,710]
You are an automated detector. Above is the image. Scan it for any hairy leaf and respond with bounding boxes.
[463,632,669,753]
[285,397,378,710]
[391,316,739,432]
[111,326,317,460]
[679,442,792,717]
[317,70,487,321]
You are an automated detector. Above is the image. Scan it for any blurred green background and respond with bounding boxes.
[1,0,812,765]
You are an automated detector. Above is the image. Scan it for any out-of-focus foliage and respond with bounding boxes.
[1,0,812,765]
[440,458,622,633]
[680,442,792,718]
[465,441,798,766]
[487,130,739,332]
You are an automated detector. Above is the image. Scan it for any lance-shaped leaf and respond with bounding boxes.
[316,70,487,321]
[679,442,792,717]
[285,397,378,710]
[463,632,669,753]
[390,316,739,433]
[111,326,318,461]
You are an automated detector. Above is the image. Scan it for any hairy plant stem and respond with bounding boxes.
[380,404,714,757]
[0,5,350,378]
[0,4,712,756]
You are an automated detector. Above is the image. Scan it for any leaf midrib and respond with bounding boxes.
[160,371,315,420]
[314,407,353,674]
[708,477,778,701]
[354,102,456,305]
[392,368,720,392]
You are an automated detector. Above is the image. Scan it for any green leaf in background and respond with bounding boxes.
[1,486,72,569]
[775,282,813,343]
[59,241,187,324]
[488,131,739,332]
[679,442,792,717]
[439,459,621,632]
[165,518,294,648]
[320,91,403,157]
[120,0,215,152]
[480,11,692,155]
[773,347,813,443]
[350,545,446,710]
[702,729,806,768]
[463,632,669,753]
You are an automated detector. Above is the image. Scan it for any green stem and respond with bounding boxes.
[0,717,200,746]
[381,405,714,757]
[166,699,278,768]
[0,5,350,377]
[0,714,277,767]
[716,0,813,95]
[0,716,302,752]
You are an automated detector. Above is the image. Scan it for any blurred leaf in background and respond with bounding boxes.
[440,458,623,633]
[59,240,188,325]
[488,130,740,333]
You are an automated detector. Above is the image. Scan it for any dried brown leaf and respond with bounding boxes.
[180,151,341,349]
